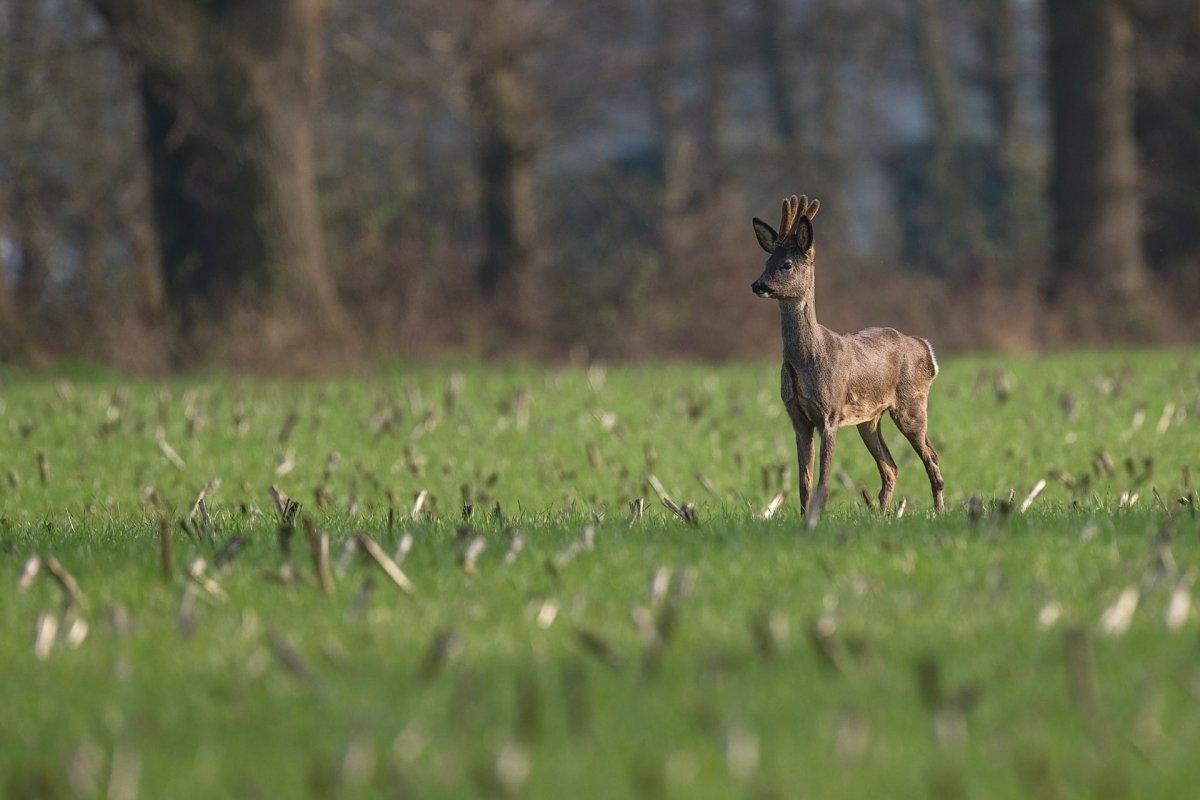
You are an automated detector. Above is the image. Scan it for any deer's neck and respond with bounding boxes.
[779,298,821,362]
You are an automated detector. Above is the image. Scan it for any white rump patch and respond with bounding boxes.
[920,338,939,377]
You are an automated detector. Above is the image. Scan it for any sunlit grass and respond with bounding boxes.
[1,350,1198,798]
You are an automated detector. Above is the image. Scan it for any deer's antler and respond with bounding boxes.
[781,194,822,242]
[779,195,800,240]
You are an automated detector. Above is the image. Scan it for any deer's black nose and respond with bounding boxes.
[751,280,764,294]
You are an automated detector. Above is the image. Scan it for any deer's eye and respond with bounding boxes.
[781,261,794,270]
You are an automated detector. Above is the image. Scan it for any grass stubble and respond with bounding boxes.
[0,351,1198,798]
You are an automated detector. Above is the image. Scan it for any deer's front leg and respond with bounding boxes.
[814,422,838,511]
[786,405,814,515]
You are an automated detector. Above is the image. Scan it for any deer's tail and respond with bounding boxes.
[918,337,939,379]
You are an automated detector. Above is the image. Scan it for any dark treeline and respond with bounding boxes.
[0,0,1196,369]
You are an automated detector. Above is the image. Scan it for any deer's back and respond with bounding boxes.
[829,326,936,425]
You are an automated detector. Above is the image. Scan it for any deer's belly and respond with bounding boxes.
[838,397,890,427]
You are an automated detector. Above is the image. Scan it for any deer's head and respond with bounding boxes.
[750,194,820,301]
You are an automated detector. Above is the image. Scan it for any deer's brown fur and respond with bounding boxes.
[751,194,945,515]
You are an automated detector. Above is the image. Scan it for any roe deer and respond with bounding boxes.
[751,194,945,515]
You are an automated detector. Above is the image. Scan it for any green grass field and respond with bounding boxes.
[2,351,1198,799]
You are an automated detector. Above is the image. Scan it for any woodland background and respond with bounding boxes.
[0,0,1196,370]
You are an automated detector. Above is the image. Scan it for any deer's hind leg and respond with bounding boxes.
[890,394,945,512]
[857,416,898,511]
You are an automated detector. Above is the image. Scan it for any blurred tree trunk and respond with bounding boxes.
[752,0,801,158]
[697,0,727,192]
[978,0,1027,242]
[912,0,988,272]
[5,0,49,315]
[89,0,342,331]
[0,271,28,359]
[648,0,693,268]
[811,0,850,242]
[467,0,536,300]
[1046,0,1147,303]
[1132,0,1200,294]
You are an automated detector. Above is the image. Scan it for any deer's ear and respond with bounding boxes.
[752,217,777,253]
[795,217,814,251]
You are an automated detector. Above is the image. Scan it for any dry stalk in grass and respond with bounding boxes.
[894,498,908,519]
[1092,451,1115,477]
[575,629,622,671]
[514,673,541,744]
[724,727,760,780]
[157,435,186,469]
[33,612,58,660]
[187,478,221,520]
[267,629,314,683]
[418,629,461,681]
[560,663,590,737]
[761,492,786,520]
[631,605,660,651]
[394,532,415,563]
[17,555,40,591]
[1156,402,1176,434]
[42,555,86,609]
[461,536,486,575]
[696,474,719,498]
[1019,479,1047,513]
[833,708,870,760]
[473,742,531,798]
[750,610,788,658]
[1036,601,1063,630]
[269,484,287,516]
[335,537,359,576]
[177,582,199,635]
[627,498,645,525]
[643,442,657,469]
[966,496,984,525]
[1166,570,1195,631]
[552,526,595,570]
[268,485,300,524]
[304,518,334,595]
[410,489,429,520]
[107,605,134,637]
[646,474,670,505]
[1063,627,1104,741]
[1117,491,1140,509]
[807,613,845,674]
[648,475,697,524]
[585,442,603,470]
[277,411,299,445]
[106,746,141,800]
[503,532,525,565]
[213,536,248,570]
[1098,587,1139,636]
[648,567,670,606]
[158,519,173,583]
[274,451,296,477]
[535,598,558,629]
[185,557,225,601]
[63,612,88,648]
[356,533,415,593]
